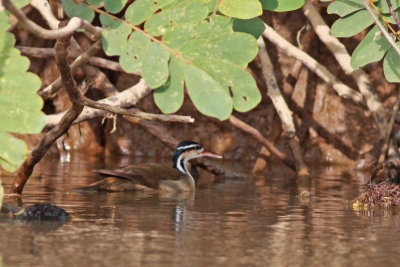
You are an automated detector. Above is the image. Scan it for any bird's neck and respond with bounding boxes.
[174,156,196,189]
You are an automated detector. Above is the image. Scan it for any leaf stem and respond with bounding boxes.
[212,0,222,16]
[363,0,400,56]
[87,5,192,65]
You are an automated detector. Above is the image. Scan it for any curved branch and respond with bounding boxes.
[2,0,101,39]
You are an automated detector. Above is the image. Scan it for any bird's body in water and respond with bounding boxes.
[79,141,222,193]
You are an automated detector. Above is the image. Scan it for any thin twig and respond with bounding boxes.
[262,23,364,104]
[2,0,101,39]
[212,0,222,16]
[44,79,194,130]
[386,0,400,28]
[87,5,191,65]
[363,0,400,56]
[16,46,131,73]
[83,98,194,123]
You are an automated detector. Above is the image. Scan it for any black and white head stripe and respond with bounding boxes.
[176,143,202,151]
[173,141,203,175]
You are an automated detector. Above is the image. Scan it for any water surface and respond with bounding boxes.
[1,154,400,266]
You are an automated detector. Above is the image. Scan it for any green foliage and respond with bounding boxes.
[104,0,128,13]
[0,11,45,172]
[331,9,373,37]
[383,45,400,82]
[119,31,151,73]
[327,0,364,17]
[219,0,262,19]
[232,17,265,38]
[260,0,305,12]
[142,42,170,88]
[154,56,185,113]
[100,14,131,56]
[62,0,95,22]
[328,0,400,83]
[61,0,306,119]
[96,1,261,120]
[350,26,392,69]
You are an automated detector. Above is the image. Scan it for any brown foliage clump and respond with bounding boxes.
[355,181,400,208]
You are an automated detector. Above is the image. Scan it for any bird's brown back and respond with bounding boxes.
[93,163,188,189]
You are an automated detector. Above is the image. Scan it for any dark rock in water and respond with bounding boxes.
[2,203,70,221]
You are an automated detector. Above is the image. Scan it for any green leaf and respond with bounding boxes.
[219,0,262,19]
[351,25,392,69]
[331,9,374,37]
[327,0,364,17]
[232,17,265,38]
[193,59,261,112]
[202,0,219,13]
[125,0,176,25]
[0,132,27,172]
[181,32,258,68]
[261,0,305,11]
[377,0,400,14]
[62,0,95,22]
[104,0,127,13]
[14,0,31,8]
[142,42,170,88]
[144,0,209,36]
[0,12,45,172]
[383,45,400,82]
[120,31,151,73]
[184,64,232,120]
[100,14,131,56]
[163,16,233,50]
[88,0,103,5]
[154,56,184,113]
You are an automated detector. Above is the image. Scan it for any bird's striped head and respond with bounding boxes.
[173,140,222,175]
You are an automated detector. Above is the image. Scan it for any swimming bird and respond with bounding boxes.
[79,140,222,192]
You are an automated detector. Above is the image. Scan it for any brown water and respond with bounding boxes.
[1,153,400,267]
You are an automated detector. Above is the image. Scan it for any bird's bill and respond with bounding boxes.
[201,150,223,159]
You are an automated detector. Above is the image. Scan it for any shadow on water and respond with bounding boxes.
[1,153,400,266]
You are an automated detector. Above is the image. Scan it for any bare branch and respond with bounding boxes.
[2,0,101,39]
[39,40,103,99]
[17,46,130,73]
[82,98,194,123]
[10,30,84,194]
[262,23,364,104]
[303,0,388,137]
[257,37,309,176]
[44,79,193,130]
